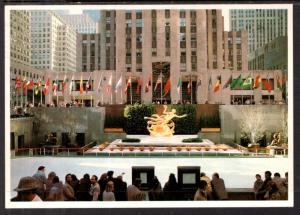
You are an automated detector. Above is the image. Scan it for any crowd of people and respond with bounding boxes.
[11,166,288,202]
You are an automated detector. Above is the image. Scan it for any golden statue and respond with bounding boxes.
[144,105,187,136]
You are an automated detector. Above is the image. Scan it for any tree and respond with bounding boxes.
[239,106,266,146]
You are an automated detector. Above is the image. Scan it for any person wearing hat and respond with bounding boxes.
[32,166,47,200]
[11,176,42,201]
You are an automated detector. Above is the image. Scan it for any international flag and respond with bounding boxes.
[24,80,34,92]
[253,75,261,89]
[277,76,283,92]
[115,76,122,92]
[86,73,91,93]
[62,74,67,94]
[125,76,131,94]
[242,75,252,90]
[34,79,41,95]
[43,78,50,95]
[230,74,243,89]
[187,78,192,94]
[223,75,232,89]
[164,78,171,95]
[52,80,58,95]
[145,76,151,93]
[69,73,74,95]
[106,75,112,93]
[213,75,221,93]
[263,79,272,93]
[176,78,182,94]
[154,73,162,91]
[80,75,84,94]
[136,77,142,94]
[15,76,23,93]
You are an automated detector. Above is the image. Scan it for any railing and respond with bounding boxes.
[11,146,288,158]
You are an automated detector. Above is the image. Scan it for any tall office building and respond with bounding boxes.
[31,10,77,72]
[60,14,96,33]
[229,9,287,53]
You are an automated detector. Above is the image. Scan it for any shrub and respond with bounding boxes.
[182,137,203,143]
[199,114,220,129]
[121,138,141,143]
[123,104,155,134]
[169,104,198,134]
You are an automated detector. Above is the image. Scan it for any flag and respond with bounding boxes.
[125,76,131,94]
[15,76,23,93]
[62,74,67,94]
[52,80,58,95]
[34,79,41,95]
[213,75,221,93]
[277,76,283,92]
[164,78,171,95]
[106,75,112,93]
[145,76,151,93]
[187,78,192,94]
[242,75,252,90]
[115,76,122,92]
[69,73,74,95]
[230,74,243,89]
[176,78,182,94]
[154,73,162,91]
[80,75,84,94]
[253,75,261,89]
[136,77,142,94]
[263,79,272,92]
[24,80,34,92]
[43,78,50,95]
[223,75,232,89]
[282,74,287,90]
[86,73,91,93]
[208,76,212,91]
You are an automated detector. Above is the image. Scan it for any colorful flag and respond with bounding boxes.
[242,75,252,90]
[277,76,283,92]
[43,78,50,95]
[223,75,232,89]
[208,76,212,91]
[80,75,84,94]
[230,75,243,89]
[24,80,34,92]
[176,78,182,94]
[15,76,23,93]
[106,75,112,93]
[115,76,122,92]
[34,79,41,95]
[86,73,91,93]
[282,74,287,90]
[263,79,272,92]
[187,78,192,94]
[125,76,131,94]
[145,76,151,93]
[213,75,221,93]
[62,74,67,94]
[52,80,58,95]
[69,73,74,95]
[136,77,142,94]
[164,78,171,95]
[154,73,162,91]
[253,75,261,89]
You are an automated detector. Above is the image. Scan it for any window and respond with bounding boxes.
[165,10,170,18]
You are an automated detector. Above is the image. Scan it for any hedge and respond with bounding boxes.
[105,115,125,128]
[169,104,198,134]
[182,137,203,143]
[122,138,141,142]
[199,114,220,129]
[123,104,155,134]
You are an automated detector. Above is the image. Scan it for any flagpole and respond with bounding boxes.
[130,77,133,105]
[190,75,193,104]
[40,87,42,105]
[160,72,163,104]
[32,89,35,107]
[221,75,223,105]
[121,74,123,104]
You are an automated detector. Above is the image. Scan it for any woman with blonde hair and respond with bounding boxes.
[103,181,115,201]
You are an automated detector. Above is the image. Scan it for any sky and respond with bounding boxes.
[66,9,230,31]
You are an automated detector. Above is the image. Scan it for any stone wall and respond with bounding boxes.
[10,117,34,149]
[220,105,288,144]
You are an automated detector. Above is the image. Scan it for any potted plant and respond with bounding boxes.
[139,146,145,151]
[128,146,135,151]
[176,147,182,152]
[149,146,155,151]
[167,146,172,151]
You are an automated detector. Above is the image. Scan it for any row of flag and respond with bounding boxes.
[15,73,287,96]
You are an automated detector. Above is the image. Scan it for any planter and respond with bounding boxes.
[176,147,182,152]
[139,147,145,151]
[149,146,155,151]
[128,147,135,152]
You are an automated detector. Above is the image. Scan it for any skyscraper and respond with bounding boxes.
[229,9,287,53]
[60,14,96,33]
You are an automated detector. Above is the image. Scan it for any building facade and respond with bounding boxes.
[60,14,97,33]
[76,33,102,72]
[83,10,101,23]
[248,36,287,71]
[31,10,77,72]
[230,9,288,54]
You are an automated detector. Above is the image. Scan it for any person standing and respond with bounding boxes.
[127,178,146,201]
[114,175,127,201]
[32,166,47,200]
[257,171,273,200]
[63,174,76,201]
[11,176,42,201]
[45,171,56,199]
[253,174,264,200]
[200,172,213,200]
[163,173,180,201]
[47,176,64,201]
[211,173,228,200]
[273,172,287,200]
[148,176,163,201]
[89,175,100,201]
[98,173,108,201]
[103,181,115,201]
[194,180,208,201]
[77,173,91,201]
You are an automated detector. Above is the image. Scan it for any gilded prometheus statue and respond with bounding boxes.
[144,105,187,136]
